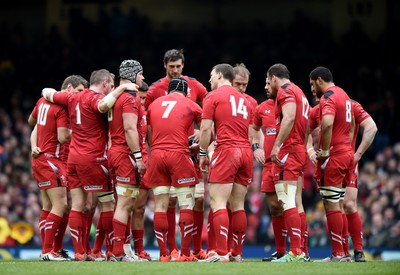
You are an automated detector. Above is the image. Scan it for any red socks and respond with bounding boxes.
[326,210,344,257]
[342,213,349,255]
[179,209,194,256]
[53,213,69,252]
[43,213,62,253]
[69,210,85,254]
[212,209,229,256]
[112,218,127,257]
[271,215,287,255]
[299,211,309,256]
[207,210,216,252]
[132,229,144,253]
[154,212,169,256]
[39,210,50,253]
[231,210,246,257]
[283,208,302,256]
[347,211,363,251]
[192,210,204,253]
[167,207,178,252]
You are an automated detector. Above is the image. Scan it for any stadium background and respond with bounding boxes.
[0,0,399,259]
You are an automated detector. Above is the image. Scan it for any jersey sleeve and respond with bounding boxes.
[53,92,70,107]
[202,93,215,120]
[55,106,70,128]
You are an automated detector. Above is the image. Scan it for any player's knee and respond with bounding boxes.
[344,199,357,213]
[97,191,114,203]
[168,196,177,208]
[193,196,204,211]
[115,185,139,199]
[320,186,345,203]
[275,183,296,211]
[176,186,195,210]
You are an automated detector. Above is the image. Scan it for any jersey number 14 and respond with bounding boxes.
[229,95,248,119]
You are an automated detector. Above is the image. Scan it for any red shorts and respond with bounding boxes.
[208,147,253,186]
[314,151,354,188]
[68,160,112,192]
[32,155,66,190]
[148,149,198,187]
[108,151,141,186]
[343,161,358,188]
[272,151,307,181]
[61,161,72,191]
[261,162,274,193]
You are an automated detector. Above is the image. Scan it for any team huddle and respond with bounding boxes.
[28,49,377,263]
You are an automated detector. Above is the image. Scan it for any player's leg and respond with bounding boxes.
[176,185,196,261]
[110,183,138,261]
[132,187,151,260]
[296,176,310,261]
[153,186,171,262]
[344,186,365,261]
[192,181,206,259]
[228,182,248,262]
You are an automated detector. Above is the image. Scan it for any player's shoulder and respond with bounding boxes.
[323,90,335,98]
[149,77,167,88]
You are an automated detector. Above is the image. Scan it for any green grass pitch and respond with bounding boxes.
[0,260,399,275]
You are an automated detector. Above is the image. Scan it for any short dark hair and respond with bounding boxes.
[213,63,235,83]
[61,75,88,90]
[267,63,290,79]
[309,66,333,82]
[168,77,188,95]
[139,81,149,92]
[163,49,185,64]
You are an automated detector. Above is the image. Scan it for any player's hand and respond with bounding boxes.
[309,151,317,165]
[189,129,200,143]
[136,159,146,176]
[200,157,209,173]
[271,145,281,165]
[253,148,265,164]
[31,147,42,158]
[354,152,362,165]
[189,143,199,156]
[316,146,333,161]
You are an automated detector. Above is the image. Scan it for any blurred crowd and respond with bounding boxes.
[0,6,399,249]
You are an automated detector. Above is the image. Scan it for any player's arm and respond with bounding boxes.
[123,112,146,174]
[146,125,152,147]
[98,83,138,113]
[57,127,71,144]
[274,102,295,148]
[28,114,36,127]
[306,124,317,165]
[251,124,265,164]
[30,125,41,158]
[199,119,213,150]
[354,117,377,164]
[317,114,334,160]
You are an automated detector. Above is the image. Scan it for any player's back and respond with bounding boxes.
[276,82,309,152]
[108,91,139,152]
[33,97,68,156]
[67,89,108,163]
[204,85,251,149]
[320,86,352,153]
[147,92,202,152]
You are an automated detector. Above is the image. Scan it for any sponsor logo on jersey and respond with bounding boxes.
[38,181,51,187]
[177,177,196,184]
[264,109,271,114]
[116,176,130,182]
[247,178,252,183]
[265,128,277,135]
[84,185,103,191]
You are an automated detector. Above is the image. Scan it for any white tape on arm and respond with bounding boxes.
[42,88,56,103]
